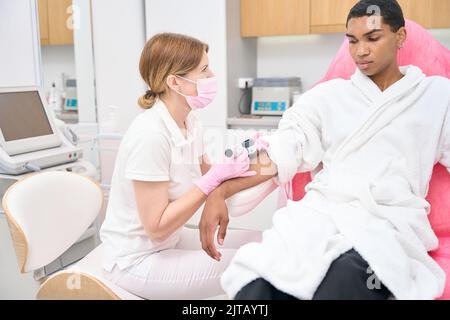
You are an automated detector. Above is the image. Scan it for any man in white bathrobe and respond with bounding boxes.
[199,0,450,300]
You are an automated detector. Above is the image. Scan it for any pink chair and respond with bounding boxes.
[290,20,450,299]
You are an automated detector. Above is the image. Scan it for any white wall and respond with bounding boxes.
[257,29,450,91]
[226,0,257,118]
[40,45,76,96]
[73,0,98,124]
[0,0,41,87]
[91,0,147,185]
[257,33,345,91]
[91,0,146,135]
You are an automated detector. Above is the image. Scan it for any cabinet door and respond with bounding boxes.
[429,0,450,28]
[37,0,49,45]
[47,0,74,45]
[310,0,358,33]
[399,0,450,29]
[241,0,310,37]
[397,0,432,28]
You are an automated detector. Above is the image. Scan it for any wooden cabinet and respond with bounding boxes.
[240,0,310,37]
[241,0,450,37]
[428,0,450,28]
[397,0,432,28]
[38,0,74,45]
[310,0,358,33]
[37,0,50,45]
[398,0,450,29]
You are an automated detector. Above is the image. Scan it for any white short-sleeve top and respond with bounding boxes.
[100,99,204,272]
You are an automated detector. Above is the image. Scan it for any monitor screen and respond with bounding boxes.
[0,91,53,142]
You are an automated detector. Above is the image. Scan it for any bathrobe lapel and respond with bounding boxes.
[332,66,427,163]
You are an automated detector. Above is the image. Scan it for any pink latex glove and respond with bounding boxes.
[195,148,256,195]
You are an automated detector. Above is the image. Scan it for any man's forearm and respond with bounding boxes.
[214,151,278,199]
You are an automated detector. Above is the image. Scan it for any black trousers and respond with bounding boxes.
[235,249,392,300]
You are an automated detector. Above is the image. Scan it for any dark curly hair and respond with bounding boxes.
[346,0,405,32]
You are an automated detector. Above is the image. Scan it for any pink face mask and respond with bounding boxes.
[175,76,218,110]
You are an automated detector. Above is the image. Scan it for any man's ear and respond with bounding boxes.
[396,26,407,49]
[166,75,180,92]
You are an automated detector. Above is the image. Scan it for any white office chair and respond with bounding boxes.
[2,171,141,300]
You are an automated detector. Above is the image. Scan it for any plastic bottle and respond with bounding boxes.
[48,82,62,112]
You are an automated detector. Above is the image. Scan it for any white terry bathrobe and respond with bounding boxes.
[221,66,450,300]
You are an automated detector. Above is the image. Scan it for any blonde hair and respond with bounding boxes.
[138,33,209,109]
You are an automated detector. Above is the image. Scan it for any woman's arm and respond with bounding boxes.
[133,180,206,242]
[200,154,211,175]
[134,150,254,242]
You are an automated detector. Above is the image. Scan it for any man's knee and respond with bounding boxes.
[235,278,274,300]
[235,278,297,300]
[329,250,369,279]
[313,250,390,300]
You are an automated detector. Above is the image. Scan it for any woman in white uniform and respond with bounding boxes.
[100,33,261,299]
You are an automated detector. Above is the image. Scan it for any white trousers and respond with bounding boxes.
[103,226,261,299]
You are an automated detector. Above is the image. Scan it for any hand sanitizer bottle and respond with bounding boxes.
[48,82,62,112]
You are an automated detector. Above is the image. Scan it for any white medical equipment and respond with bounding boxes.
[63,79,78,111]
[251,77,302,116]
[0,86,82,175]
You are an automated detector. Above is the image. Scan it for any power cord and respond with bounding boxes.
[25,163,41,172]
[238,82,252,115]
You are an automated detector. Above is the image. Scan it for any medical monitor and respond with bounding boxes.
[0,87,61,156]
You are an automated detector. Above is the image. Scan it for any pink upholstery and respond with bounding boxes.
[290,20,450,299]
[428,165,450,300]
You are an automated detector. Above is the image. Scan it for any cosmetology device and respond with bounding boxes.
[225,138,258,160]
[0,86,82,175]
[251,77,302,116]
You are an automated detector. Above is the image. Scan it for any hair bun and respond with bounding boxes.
[138,90,158,109]
[145,89,156,98]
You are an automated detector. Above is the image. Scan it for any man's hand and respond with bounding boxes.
[199,189,228,261]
